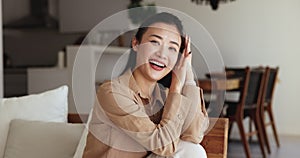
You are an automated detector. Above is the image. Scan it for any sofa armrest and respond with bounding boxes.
[200,118,229,158]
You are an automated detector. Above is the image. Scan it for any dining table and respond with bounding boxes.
[198,77,240,117]
[198,78,240,92]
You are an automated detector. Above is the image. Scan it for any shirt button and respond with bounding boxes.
[177,114,183,120]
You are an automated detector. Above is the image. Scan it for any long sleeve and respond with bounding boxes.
[91,81,193,156]
[180,85,209,143]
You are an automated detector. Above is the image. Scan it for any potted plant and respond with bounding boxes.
[127,0,157,25]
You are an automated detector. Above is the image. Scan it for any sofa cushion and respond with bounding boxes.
[4,119,84,158]
[0,86,68,158]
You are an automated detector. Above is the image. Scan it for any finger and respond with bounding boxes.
[184,35,191,57]
[178,48,186,67]
[185,36,192,65]
[184,35,189,56]
[181,53,189,68]
[188,36,191,53]
[178,35,191,67]
[186,36,191,57]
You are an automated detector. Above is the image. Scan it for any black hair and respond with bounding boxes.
[135,12,185,52]
[124,12,185,87]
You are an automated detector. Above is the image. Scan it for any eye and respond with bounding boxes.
[150,40,160,46]
[169,47,178,53]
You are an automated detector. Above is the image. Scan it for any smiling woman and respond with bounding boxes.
[83,12,209,158]
[132,22,181,87]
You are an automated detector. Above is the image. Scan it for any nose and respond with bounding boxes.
[156,45,168,59]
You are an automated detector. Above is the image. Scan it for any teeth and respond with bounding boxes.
[149,60,165,67]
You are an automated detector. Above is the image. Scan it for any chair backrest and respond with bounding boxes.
[225,67,251,108]
[261,67,279,104]
[244,69,266,107]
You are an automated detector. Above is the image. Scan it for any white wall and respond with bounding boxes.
[59,0,129,33]
[145,0,300,135]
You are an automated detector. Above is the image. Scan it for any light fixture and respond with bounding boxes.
[191,0,236,10]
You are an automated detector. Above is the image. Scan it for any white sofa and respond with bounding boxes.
[0,86,88,158]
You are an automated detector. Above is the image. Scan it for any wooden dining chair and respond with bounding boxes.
[259,67,280,152]
[224,67,267,158]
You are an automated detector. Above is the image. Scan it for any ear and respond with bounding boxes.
[131,37,139,52]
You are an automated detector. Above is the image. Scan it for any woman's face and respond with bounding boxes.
[132,22,182,82]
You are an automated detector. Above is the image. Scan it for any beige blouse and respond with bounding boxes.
[83,70,209,158]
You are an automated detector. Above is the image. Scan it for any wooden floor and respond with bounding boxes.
[227,135,300,158]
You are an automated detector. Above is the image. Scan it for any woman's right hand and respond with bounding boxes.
[169,36,192,93]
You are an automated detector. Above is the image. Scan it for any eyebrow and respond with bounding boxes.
[150,34,180,48]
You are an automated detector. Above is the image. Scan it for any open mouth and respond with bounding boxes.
[149,59,166,68]
[149,59,166,70]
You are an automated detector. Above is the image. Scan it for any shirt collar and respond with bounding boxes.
[118,69,166,103]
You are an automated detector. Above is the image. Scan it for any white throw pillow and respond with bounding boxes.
[0,85,68,158]
[73,108,93,158]
[4,119,84,158]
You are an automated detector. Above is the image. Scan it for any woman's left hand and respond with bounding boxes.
[170,35,195,93]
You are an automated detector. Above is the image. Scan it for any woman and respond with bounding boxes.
[83,12,209,158]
